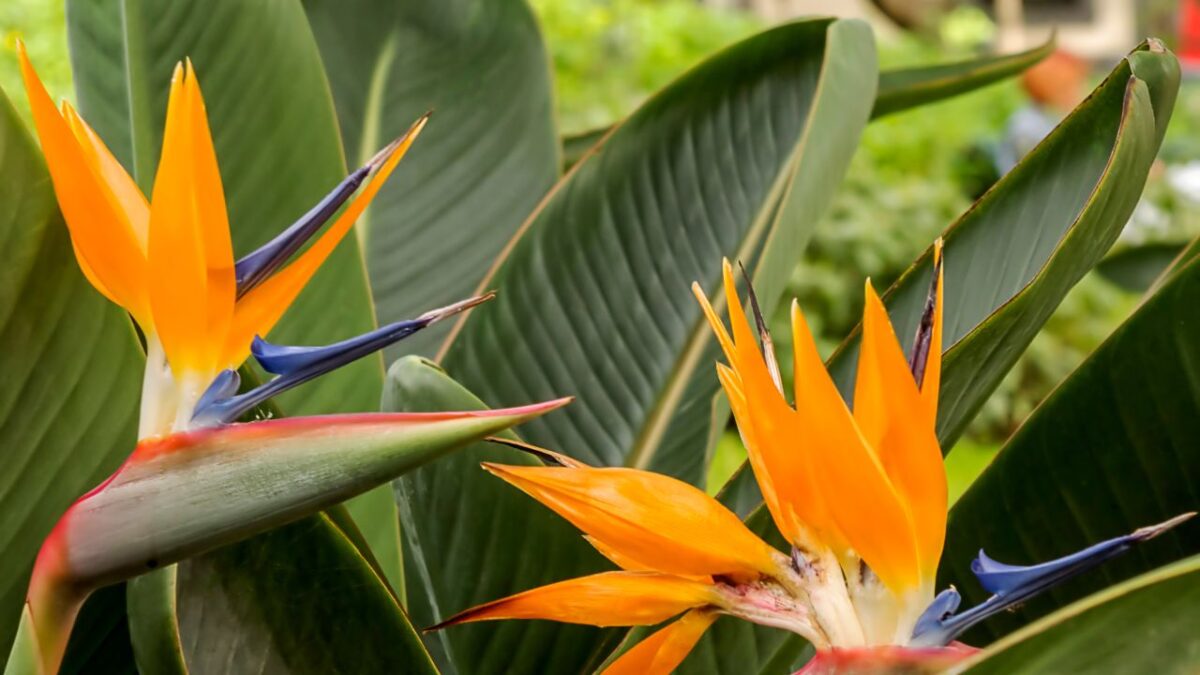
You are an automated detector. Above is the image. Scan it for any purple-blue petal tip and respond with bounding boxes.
[911,513,1195,646]
[191,293,494,426]
[234,164,372,297]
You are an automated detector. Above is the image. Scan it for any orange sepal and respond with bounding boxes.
[852,281,946,580]
[693,268,814,551]
[429,572,716,630]
[603,610,717,675]
[220,116,427,367]
[19,42,150,325]
[791,299,921,592]
[484,463,780,580]
[146,63,235,376]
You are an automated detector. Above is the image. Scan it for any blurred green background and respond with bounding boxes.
[3,0,1198,501]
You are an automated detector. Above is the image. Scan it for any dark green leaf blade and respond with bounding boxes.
[826,41,1174,448]
[0,83,142,660]
[872,38,1053,119]
[941,242,1200,644]
[963,555,1200,673]
[303,0,559,359]
[175,515,438,675]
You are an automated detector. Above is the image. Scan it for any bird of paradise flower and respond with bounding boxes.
[14,44,566,674]
[432,247,1192,674]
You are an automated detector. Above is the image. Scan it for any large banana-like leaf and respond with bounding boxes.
[827,40,1175,446]
[401,18,876,674]
[940,241,1200,644]
[0,83,141,662]
[962,555,1200,673]
[62,0,403,665]
[303,0,559,360]
[561,40,1052,169]
[173,515,439,675]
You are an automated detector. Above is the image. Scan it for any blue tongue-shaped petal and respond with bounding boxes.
[911,513,1195,647]
[233,120,425,297]
[191,294,492,427]
[233,163,370,296]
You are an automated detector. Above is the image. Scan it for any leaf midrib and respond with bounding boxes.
[120,0,156,190]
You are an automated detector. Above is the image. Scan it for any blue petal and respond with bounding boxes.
[234,164,371,296]
[912,587,961,640]
[233,124,422,297]
[911,513,1194,646]
[251,317,429,376]
[192,294,492,427]
[195,369,241,414]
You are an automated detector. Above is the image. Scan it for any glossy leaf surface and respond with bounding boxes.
[303,0,559,359]
[0,85,142,659]
[941,244,1200,643]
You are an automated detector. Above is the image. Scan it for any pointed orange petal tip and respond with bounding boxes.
[425,572,715,632]
[602,610,717,675]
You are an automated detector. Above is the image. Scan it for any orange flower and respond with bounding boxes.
[431,244,948,670]
[19,45,429,438]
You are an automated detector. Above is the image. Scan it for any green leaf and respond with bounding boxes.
[1096,242,1187,292]
[871,38,1054,119]
[560,39,1052,170]
[963,555,1200,672]
[825,40,1175,448]
[175,514,440,675]
[404,18,876,674]
[940,237,1200,644]
[303,0,559,359]
[128,571,186,675]
[0,83,142,660]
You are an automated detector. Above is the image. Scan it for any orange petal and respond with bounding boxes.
[18,43,150,324]
[220,116,426,367]
[853,281,946,580]
[484,464,780,580]
[147,64,211,374]
[60,103,149,251]
[183,63,236,368]
[791,300,921,592]
[430,572,715,629]
[603,610,717,675]
[695,265,811,550]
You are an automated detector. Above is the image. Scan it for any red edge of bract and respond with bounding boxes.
[794,643,978,675]
[128,396,574,462]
